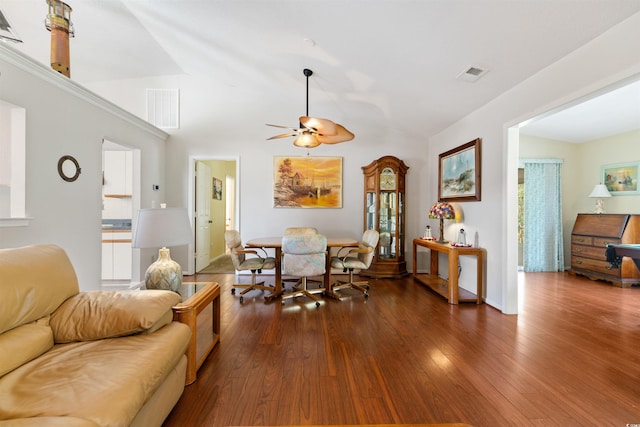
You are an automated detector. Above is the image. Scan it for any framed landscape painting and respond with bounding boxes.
[273,156,343,208]
[602,161,639,195]
[438,138,482,202]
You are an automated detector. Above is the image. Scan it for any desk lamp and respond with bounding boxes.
[132,207,192,292]
[428,202,456,243]
[588,184,612,214]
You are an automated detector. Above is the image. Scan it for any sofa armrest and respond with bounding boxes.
[50,290,181,343]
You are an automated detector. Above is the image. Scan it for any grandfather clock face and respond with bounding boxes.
[380,167,396,190]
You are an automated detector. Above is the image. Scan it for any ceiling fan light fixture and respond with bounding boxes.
[266,68,354,148]
[293,131,320,148]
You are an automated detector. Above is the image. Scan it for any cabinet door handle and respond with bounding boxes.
[575,248,582,253]
[575,260,583,265]
[575,238,585,243]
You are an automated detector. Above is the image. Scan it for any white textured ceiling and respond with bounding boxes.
[2,0,640,142]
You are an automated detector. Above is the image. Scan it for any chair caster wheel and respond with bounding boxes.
[364,292,369,298]
[315,301,320,307]
[231,288,236,295]
[240,296,244,303]
[365,285,370,290]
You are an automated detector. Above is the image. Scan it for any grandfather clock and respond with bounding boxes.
[361,155,409,279]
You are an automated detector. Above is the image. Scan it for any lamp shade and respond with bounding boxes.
[428,202,456,243]
[588,184,612,198]
[428,202,456,219]
[132,208,192,249]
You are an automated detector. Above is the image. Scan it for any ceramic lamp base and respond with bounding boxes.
[144,247,183,292]
[593,199,605,214]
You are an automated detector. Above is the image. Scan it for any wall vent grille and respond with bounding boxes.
[146,89,180,129]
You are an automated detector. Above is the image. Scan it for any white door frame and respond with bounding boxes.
[101,139,141,284]
[186,155,240,274]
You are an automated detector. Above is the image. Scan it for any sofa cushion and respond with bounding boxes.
[50,290,181,343]
[0,322,190,426]
[0,417,99,427]
[0,245,79,335]
[0,317,53,377]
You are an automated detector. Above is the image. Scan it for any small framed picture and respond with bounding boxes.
[602,161,639,195]
[212,177,222,200]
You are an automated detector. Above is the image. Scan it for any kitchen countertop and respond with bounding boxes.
[102,219,132,231]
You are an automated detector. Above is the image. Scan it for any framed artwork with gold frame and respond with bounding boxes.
[273,156,343,208]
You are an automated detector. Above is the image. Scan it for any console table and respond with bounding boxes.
[173,282,221,384]
[412,238,485,304]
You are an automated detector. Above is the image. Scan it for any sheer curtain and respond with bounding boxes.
[522,159,564,272]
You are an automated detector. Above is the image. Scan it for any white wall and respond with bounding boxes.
[428,12,640,313]
[579,129,640,214]
[0,44,168,290]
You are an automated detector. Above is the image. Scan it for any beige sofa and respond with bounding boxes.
[0,244,191,427]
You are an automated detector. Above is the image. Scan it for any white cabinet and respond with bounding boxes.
[102,231,132,280]
[103,151,133,196]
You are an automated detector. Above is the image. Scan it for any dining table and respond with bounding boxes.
[245,236,358,302]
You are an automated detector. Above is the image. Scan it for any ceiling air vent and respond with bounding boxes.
[146,89,180,129]
[456,66,488,83]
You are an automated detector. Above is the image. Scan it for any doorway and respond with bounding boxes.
[101,139,141,287]
[507,75,640,313]
[190,157,238,273]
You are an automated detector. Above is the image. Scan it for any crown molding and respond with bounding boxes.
[0,43,168,140]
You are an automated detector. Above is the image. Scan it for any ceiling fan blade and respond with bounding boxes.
[266,123,300,131]
[267,132,298,140]
[299,116,338,136]
[316,123,355,144]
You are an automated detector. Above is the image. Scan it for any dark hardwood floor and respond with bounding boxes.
[163,271,640,427]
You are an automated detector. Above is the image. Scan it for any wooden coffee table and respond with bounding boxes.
[172,282,220,385]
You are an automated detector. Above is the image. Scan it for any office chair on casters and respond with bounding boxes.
[281,233,327,307]
[330,229,379,298]
[224,230,276,303]
[282,227,321,289]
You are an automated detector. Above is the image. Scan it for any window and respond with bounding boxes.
[0,100,27,227]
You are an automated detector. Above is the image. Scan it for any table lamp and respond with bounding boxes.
[428,202,456,243]
[132,207,192,292]
[588,184,612,214]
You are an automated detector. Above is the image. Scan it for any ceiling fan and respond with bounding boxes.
[266,68,354,148]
